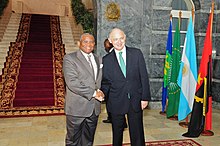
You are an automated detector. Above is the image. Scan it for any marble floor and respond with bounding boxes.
[0,104,220,146]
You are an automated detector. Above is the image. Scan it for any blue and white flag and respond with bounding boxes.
[177,16,197,121]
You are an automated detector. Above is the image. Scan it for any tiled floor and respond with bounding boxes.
[0,104,219,146]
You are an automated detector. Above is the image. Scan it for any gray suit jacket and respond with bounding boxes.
[63,50,102,117]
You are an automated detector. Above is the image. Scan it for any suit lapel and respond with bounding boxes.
[126,47,132,78]
[112,50,125,78]
[94,54,100,80]
[76,50,95,80]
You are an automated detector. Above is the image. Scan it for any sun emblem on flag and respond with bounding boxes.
[182,64,189,77]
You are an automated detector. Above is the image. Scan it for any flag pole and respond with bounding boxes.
[179,8,194,128]
[201,0,214,136]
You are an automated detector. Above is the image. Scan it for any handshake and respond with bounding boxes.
[95,89,105,102]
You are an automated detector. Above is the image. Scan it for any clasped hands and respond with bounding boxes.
[95,89,105,102]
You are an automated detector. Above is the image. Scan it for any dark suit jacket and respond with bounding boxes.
[101,46,151,115]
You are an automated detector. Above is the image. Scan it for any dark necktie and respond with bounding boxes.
[87,54,95,79]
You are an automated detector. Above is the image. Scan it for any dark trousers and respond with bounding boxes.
[107,112,112,120]
[111,104,145,146]
[107,101,126,126]
[105,95,112,121]
[65,112,98,146]
[106,103,112,120]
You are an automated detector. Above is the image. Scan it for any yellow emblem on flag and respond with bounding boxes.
[182,64,189,77]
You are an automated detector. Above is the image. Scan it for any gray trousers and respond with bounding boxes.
[65,112,98,146]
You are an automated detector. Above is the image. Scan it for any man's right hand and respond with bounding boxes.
[95,89,105,102]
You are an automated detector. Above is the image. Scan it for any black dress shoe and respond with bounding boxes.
[102,119,112,123]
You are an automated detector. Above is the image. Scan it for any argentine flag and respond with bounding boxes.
[177,16,197,121]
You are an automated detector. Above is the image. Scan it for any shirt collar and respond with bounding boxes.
[80,50,93,59]
[114,46,126,54]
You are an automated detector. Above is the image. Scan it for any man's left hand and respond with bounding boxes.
[141,101,148,110]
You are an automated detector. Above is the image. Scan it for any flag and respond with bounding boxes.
[205,57,212,131]
[166,17,181,118]
[161,20,172,112]
[183,9,213,138]
[177,16,197,121]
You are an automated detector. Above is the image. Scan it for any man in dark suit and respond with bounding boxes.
[101,28,151,146]
[63,33,104,146]
[102,38,128,129]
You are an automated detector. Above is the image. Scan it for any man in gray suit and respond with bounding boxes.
[63,33,104,146]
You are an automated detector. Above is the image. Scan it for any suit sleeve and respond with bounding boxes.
[138,50,151,101]
[101,58,111,98]
[63,55,95,100]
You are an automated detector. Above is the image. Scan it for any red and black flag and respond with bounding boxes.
[182,5,214,138]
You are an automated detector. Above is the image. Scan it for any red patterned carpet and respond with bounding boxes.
[99,139,201,146]
[14,14,54,107]
[0,14,65,117]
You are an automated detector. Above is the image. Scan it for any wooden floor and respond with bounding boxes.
[0,104,219,146]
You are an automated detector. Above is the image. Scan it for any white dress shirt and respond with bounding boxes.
[114,46,126,66]
[80,51,98,80]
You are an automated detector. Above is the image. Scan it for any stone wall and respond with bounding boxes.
[6,0,219,108]
[96,0,220,108]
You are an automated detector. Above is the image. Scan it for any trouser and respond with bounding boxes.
[65,112,98,146]
[111,104,145,146]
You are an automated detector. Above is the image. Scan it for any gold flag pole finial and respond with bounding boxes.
[179,11,182,28]
[211,0,215,13]
[170,14,172,20]
[192,8,195,22]
[210,0,214,40]
[179,11,182,18]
